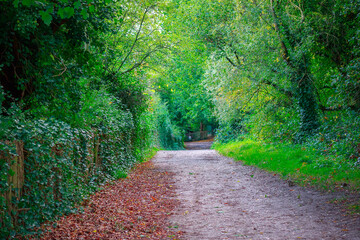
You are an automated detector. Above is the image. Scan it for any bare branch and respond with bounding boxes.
[114,5,154,75]
[319,105,343,112]
[119,45,161,75]
[217,45,241,69]
[290,0,304,22]
[52,54,68,77]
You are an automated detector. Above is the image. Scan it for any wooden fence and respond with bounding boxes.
[0,134,105,229]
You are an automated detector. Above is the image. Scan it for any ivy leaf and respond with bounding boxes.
[58,7,74,19]
[13,0,20,8]
[40,10,53,25]
[58,8,64,18]
[74,1,82,9]
[89,5,95,13]
[22,0,34,7]
[9,169,15,177]
[81,9,89,20]
[64,7,75,18]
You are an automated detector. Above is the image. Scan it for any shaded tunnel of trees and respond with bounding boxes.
[0,0,359,237]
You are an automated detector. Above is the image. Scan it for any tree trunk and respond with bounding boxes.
[292,59,319,139]
[270,0,319,140]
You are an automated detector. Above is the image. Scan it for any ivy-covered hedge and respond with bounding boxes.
[0,1,162,237]
[0,113,139,238]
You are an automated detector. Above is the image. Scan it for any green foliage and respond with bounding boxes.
[150,4,217,135]
[152,95,183,150]
[114,169,128,179]
[171,0,360,160]
[304,113,360,164]
[215,139,360,191]
[142,147,159,162]
[0,0,166,237]
[214,120,245,144]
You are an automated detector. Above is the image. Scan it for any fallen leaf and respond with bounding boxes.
[38,161,183,240]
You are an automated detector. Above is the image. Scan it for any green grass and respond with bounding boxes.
[114,169,128,179]
[143,147,159,162]
[347,201,360,214]
[214,139,360,192]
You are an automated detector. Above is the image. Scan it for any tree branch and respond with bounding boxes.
[262,79,293,98]
[270,0,293,68]
[217,45,241,69]
[114,5,154,75]
[119,45,160,75]
[319,105,343,112]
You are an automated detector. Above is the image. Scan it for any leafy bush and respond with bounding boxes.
[153,96,183,150]
[304,112,360,164]
[214,120,245,143]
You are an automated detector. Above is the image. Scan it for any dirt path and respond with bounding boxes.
[154,143,360,240]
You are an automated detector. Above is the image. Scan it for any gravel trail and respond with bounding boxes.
[154,143,360,240]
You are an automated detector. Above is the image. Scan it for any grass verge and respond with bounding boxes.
[143,146,159,162]
[214,139,360,192]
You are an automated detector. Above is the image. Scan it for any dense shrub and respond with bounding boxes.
[153,96,183,150]
[214,120,245,143]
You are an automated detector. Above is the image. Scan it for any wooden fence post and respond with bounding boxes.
[4,141,25,227]
[94,134,101,168]
[12,141,24,197]
[86,132,94,178]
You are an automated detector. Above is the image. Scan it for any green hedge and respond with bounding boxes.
[0,115,137,238]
